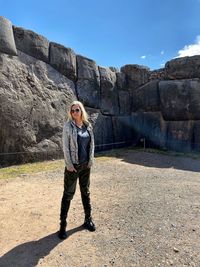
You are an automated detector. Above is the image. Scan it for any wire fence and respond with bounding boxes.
[0,140,130,167]
[0,138,200,167]
[0,141,127,156]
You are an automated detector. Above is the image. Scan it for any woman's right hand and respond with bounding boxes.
[67,166,77,172]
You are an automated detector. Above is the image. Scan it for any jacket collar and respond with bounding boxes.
[70,120,90,128]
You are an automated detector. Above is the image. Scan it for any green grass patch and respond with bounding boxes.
[1,147,199,180]
[0,159,64,180]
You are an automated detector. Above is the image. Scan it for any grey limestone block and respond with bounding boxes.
[193,121,200,151]
[159,79,200,120]
[112,116,134,148]
[132,80,160,112]
[109,66,119,72]
[150,68,166,80]
[116,71,131,115]
[99,66,119,115]
[118,90,131,115]
[0,16,17,56]
[49,42,77,81]
[166,120,193,152]
[116,71,126,89]
[86,107,114,151]
[121,64,150,90]
[165,55,200,80]
[0,51,76,165]
[13,26,49,63]
[76,55,100,108]
[77,55,100,80]
[131,112,167,149]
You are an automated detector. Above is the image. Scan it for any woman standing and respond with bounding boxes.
[58,100,96,239]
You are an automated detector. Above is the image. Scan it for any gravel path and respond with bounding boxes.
[0,149,200,267]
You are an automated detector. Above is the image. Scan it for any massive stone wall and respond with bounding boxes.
[0,16,200,165]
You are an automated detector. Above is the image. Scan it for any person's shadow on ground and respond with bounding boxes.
[0,225,84,267]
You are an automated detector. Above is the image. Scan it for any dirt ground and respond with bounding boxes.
[0,149,200,267]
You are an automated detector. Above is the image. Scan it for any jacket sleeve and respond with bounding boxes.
[62,122,74,169]
[88,127,95,168]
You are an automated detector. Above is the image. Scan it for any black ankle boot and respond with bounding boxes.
[83,217,96,232]
[58,221,67,240]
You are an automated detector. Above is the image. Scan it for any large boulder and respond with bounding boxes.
[0,16,17,56]
[0,51,76,166]
[131,112,167,149]
[150,68,166,80]
[118,90,131,115]
[109,66,119,72]
[165,56,200,80]
[193,121,200,152]
[116,71,126,89]
[112,116,134,148]
[132,80,160,112]
[121,64,150,116]
[13,26,49,63]
[166,121,193,152]
[87,108,113,151]
[49,42,77,81]
[116,72,131,115]
[76,55,100,108]
[159,79,200,120]
[99,66,119,115]
[121,64,150,90]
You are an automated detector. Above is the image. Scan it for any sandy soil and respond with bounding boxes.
[0,149,200,267]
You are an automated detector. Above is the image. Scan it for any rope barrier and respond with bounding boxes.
[0,141,127,156]
[0,138,199,156]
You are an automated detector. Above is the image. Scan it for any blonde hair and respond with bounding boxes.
[67,100,90,124]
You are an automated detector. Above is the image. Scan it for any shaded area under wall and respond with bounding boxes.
[95,148,200,173]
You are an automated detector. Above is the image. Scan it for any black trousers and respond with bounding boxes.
[60,164,92,222]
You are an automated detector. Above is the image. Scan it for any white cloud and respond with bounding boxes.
[160,60,165,67]
[140,55,146,59]
[177,35,200,57]
[161,50,164,55]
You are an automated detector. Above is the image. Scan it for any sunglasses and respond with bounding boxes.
[71,108,80,113]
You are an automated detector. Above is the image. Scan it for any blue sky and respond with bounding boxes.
[1,0,200,70]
